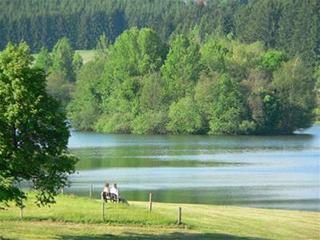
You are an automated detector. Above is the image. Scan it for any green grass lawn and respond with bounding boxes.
[0,194,319,240]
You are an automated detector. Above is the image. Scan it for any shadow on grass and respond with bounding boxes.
[0,237,11,240]
[59,232,268,240]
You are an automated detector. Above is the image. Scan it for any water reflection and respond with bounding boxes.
[68,125,320,211]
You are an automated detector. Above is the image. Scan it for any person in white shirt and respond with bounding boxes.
[110,183,120,202]
[101,182,111,202]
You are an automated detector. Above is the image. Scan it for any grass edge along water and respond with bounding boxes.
[0,193,319,240]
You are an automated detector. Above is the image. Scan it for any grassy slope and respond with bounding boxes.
[32,50,96,65]
[75,50,96,64]
[0,194,319,240]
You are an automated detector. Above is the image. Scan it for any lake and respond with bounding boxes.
[67,125,320,211]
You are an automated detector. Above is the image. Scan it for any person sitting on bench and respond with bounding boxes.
[101,182,111,202]
[110,183,120,202]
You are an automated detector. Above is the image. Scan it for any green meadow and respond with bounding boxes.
[74,50,96,64]
[33,50,96,65]
[1,194,319,240]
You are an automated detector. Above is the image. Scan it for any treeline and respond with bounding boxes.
[34,37,83,107]
[63,28,315,135]
[0,0,319,66]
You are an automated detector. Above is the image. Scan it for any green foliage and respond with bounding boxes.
[167,96,202,134]
[96,75,141,133]
[314,66,320,123]
[0,0,318,67]
[72,52,83,74]
[107,28,166,77]
[161,35,201,101]
[235,0,281,48]
[51,37,75,82]
[132,111,167,134]
[208,74,252,135]
[69,27,316,135]
[225,40,265,80]
[95,112,134,134]
[96,33,109,57]
[46,37,85,108]
[272,58,315,133]
[95,28,167,133]
[248,90,281,134]
[194,73,219,132]
[139,74,165,111]
[200,37,229,73]
[0,43,77,207]
[131,74,167,134]
[34,47,51,72]
[260,50,287,71]
[68,58,104,130]
[47,71,74,107]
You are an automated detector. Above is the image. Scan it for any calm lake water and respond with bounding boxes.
[68,125,320,211]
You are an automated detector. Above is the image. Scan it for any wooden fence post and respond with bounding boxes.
[177,207,182,225]
[19,207,23,221]
[89,184,93,199]
[102,201,105,221]
[149,192,153,212]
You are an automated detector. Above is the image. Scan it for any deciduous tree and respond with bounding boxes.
[0,43,77,207]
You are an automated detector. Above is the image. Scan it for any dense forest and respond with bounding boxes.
[32,27,316,135]
[0,0,319,66]
[1,0,319,135]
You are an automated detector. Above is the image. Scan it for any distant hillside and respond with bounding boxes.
[0,0,319,66]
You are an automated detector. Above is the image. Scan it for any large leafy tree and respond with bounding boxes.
[166,96,202,134]
[194,73,220,132]
[161,35,201,101]
[103,27,166,82]
[68,57,104,131]
[200,37,229,73]
[48,37,78,107]
[132,74,167,135]
[51,37,75,82]
[46,71,74,108]
[34,46,52,73]
[0,43,77,207]
[96,28,167,133]
[272,58,315,133]
[209,74,254,135]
